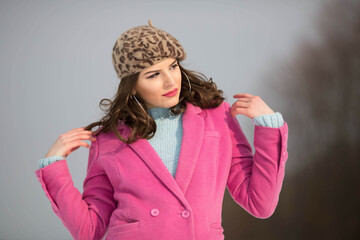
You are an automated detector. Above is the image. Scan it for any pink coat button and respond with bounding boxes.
[181,210,190,218]
[150,208,159,216]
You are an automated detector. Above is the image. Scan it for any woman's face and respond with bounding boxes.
[133,57,182,109]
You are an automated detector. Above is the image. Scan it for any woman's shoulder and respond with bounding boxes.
[204,100,230,116]
[185,100,230,123]
[186,99,229,113]
[93,123,129,153]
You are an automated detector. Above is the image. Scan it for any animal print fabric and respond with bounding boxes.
[112,23,187,80]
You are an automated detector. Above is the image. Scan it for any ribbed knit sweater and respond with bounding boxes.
[38,104,284,178]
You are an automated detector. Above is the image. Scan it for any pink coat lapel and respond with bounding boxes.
[119,102,205,201]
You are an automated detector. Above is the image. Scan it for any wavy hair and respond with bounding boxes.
[84,59,225,144]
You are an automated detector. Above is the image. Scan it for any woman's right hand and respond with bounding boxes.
[45,127,96,158]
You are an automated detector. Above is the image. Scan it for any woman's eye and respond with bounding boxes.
[147,65,177,79]
[148,73,159,79]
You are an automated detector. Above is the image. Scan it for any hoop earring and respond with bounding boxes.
[181,70,191,92]
[132,94,146,113]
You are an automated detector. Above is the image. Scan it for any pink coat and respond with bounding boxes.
[35,101,289,240]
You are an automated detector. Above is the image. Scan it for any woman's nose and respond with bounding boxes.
[164,72,176,86]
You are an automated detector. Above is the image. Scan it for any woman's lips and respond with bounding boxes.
[162,88,178,97]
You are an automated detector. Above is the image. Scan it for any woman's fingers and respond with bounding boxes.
[69,140,90,150]
[63,129,94,139]
[64,142,88,158]
[60,128,94,145]
[231,106,246,117]
[233,93,254,98]
[45,127,95,158]
[65,127,94,138]
[58,130,94,143]
[234,100,250,106]
[231,93,275,119]
[231,101,250,111]
[67,127,88,134]
[61,133,95,143]
[63,140,91,157]
[231,97,253,117]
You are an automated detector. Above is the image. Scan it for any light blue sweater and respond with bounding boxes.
[38,104,284,178]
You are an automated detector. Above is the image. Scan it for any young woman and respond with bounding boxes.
[35,20,289,240]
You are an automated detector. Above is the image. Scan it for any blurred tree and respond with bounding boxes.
[222,0,360,239]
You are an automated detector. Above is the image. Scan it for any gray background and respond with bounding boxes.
[3,0,359,239]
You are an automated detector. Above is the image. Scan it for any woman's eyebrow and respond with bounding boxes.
[144,60,177,75]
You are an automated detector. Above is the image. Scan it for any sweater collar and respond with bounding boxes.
[116,101,203,131]
[147,103,181,120]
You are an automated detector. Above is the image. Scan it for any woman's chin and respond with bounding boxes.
[159,98,180,108]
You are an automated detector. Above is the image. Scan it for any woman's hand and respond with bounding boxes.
[231,93,275,119]
[45,127,96,158]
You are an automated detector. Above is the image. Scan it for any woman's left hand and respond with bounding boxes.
[231,93,275,119]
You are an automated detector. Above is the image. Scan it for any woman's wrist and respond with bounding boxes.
[253,112,284,128]
[38,156,65,169]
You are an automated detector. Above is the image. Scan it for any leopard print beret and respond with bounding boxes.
[112,20,187,80]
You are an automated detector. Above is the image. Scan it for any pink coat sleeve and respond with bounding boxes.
[35,135,116,240]
[223,101,289,219]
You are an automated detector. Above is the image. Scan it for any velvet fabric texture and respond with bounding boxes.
[35,101,289,240]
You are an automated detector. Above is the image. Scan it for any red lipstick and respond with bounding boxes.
[162,88,178,97]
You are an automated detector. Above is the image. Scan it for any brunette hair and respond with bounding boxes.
[84,59,225,144]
